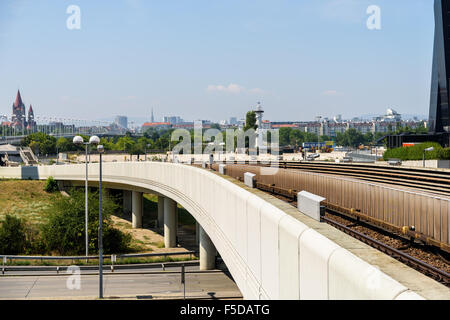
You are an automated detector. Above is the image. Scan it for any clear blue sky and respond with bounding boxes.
[0,0,435,124]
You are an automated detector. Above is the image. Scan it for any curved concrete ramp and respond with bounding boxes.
[0,163,439,299]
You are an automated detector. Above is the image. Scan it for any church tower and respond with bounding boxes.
[27,105,36,131]
[11,90,26,129]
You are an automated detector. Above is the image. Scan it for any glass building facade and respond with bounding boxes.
[429,0,450,133]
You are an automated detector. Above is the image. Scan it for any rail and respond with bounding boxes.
[1,251,196,264]
[209,160,450,196]
[235,171,450,287]
[210,162,450,254]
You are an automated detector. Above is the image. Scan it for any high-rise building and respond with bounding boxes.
[387,0,450,147]
[114,115,128,128]
[151,108,155,123]
[163,116,183,124]
[429,0,450,133]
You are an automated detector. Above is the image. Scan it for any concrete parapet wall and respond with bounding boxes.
[0,163,432,300]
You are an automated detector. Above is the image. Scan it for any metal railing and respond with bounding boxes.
[1,251,196,263]
[1,251,196,270]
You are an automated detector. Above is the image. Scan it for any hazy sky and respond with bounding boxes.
[0,0,434,124]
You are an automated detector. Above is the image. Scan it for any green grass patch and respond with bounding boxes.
[150,241,165,248]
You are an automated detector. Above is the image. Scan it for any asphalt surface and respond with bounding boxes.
[0,266,242,300]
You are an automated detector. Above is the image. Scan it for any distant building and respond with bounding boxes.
[373,108,402,122]
[271,123,298,129]
[349,122,373,135]
[27,105,36,130]
[115,116,128,129]
[324,122,348,137]
[11,90,27,129]
[142,122,171,130]
[173,122,195,129]
[163,116,183,124]
[11,90,37,131]
[383,108,402,122]
[333,114,343,123]
[304,122,321,135]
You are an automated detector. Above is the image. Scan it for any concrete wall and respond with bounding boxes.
[400,160,450,169]
[0,163,424,300]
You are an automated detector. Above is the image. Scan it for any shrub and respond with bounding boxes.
[438,147,450,160]
[0,215,27,254]
[383,142,443,161]
[40,188,131,255]
[103,227,132,254]
[44,176,58,193]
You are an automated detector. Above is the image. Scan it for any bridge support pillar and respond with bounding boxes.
[157,196,165,228]
[132,191,143,228]
[196,222,200,244]
[164,198,177,248]
[123,190,132,215]
[200,226,216,270]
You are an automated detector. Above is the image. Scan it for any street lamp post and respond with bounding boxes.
[73,135,100,261]
[97,144,105,299]
[423,147,435,168]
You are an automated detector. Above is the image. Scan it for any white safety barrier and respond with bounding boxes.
[297,191,325,222]
[0,163,427,300]
[244,172,256,188]
[219,164,226,175]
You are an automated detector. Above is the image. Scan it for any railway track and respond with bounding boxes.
[322,213,450,286]
[256,184,450,287]
[230,161,450,196]
[202,163,450,285]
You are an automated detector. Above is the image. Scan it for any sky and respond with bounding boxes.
[0,0,435,125]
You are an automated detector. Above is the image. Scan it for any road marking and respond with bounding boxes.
[24,277,39,298]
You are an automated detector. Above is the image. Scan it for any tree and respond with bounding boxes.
[56,137,72,152]
[115,136,135,154]
[21,132,57,155]
[0,215,27,254]
[319,135,332,143]
[290,129,304,146]
[244,111,257,131]
[279,128,292,146]
[41,189,131,255]
[335,132,346,146]
[144,128,160,141]
[363,132,374,145]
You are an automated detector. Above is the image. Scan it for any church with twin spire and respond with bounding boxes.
[11,90,36,130]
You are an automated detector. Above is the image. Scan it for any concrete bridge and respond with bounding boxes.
[1,162,448,300]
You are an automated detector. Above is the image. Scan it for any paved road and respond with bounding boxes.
[0,269,242,299]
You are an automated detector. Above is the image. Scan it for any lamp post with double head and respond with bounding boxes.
[73,135,100,260]
[97,144,105,299]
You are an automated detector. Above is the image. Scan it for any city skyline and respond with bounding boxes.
[2,88,429,127]
[0,0,434,123]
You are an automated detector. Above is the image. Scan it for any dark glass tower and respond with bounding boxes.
[429,0,450,133]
